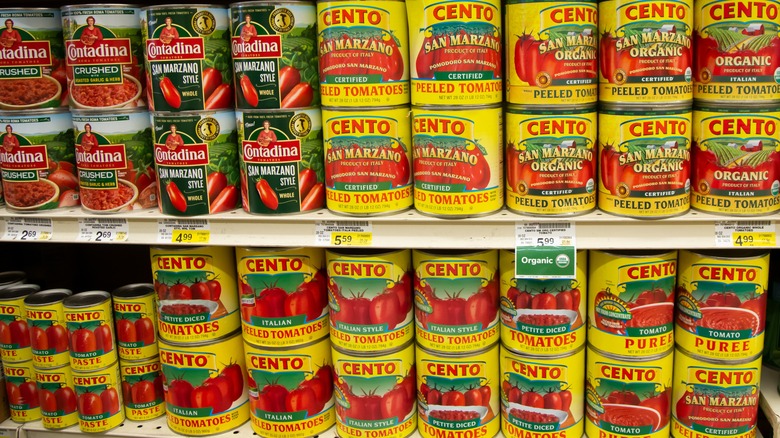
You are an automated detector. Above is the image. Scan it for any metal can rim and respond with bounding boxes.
[0,8,62,12]
[141,4,227,11]
[112,283,155,300]
[681,249,769,261]
[158,328,242,348]
[415,341,498,358]
[599,102,692,113]
[63,291,111,309]
[151,110,234,118]
[118,355,161,367]
[321,105,411,112]
[0,108,72,118]
[592,249,678,259]
[24,289,73,307]
[71,108,149,117]
[693,99,780,110]
[244,335,329,353]
[413,248,497,258]
[70,360,120,375]
[0,271,26,287]
[500,341,585,359]
[675,345,762,365]
[33,363,73,373]
[230,0,315,6]
[62,4,142,10]
[587,343,673,362]
[0,284,41,300]
[412,104,502,111]
[239,106,321,114]
[506,104,598,114]
[332,339,415,357]
[327,248,410,258]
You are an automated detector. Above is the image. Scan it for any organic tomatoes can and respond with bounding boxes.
[112,283,159,361]
[35,365,79,429]
[505,106,597,215]
[63,291,117,372]
[235,246,328,347]
[151,245,240,344]
[317,0,410,107]
[676,249,769,361]
[413,249,499,354]
[158,331,250,435]
[244,336,335,438]
[24,288,72,369]
[323,106,413,215]
[0,284,39,365]
[119,356,166,421]
[72,362,125,432]
[5,360,41,423]
[499,250,586,356]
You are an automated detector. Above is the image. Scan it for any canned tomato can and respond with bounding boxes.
[235,246,328,347]
[73,361,125,432]
[0,271,26,289]
[112,283,159,361]
[151,245,240,344]
[152,110,240,215]
[0,284,39,365]
[5,360,41,423]
[505,106,597,215]
[323,106,413,215]
[141,5,233,112]
[500,344,585,438]
[63,291,117,372]
[119,356,166,421]
[676,249,769,361]
[24,288,72,369]
[406,0,502,106]
[499,250,586,355]
[0,110,79,212]
[413,249,499,354]
[230,2,319,109]
[159,331,250,435]
[237,108,325,214]
[412,105,503,217]
[317,0,410,107]
[691,105,780,215]
[62,5,146,110]
[244,337,335,437]
[35,365,78,429]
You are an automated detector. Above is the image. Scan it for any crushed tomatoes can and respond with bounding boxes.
[24,288,72,369]
[112,283,159,361]
[119,356,166,421]
[35,365,78,429]
[675,249,769,361]
[73,362,125,432]
[0,284,40,365]
[63,291,117,372]
[5,361,41,422]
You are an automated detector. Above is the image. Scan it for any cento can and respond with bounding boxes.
[119,356,166,421]
[413,249,499,354]
[158,331,250,435]
[237,108,325,214]
[691,105,780,215]
[406,0,502,106]
[244,336,335,438]
[317,0,410,107]
[151,246,240,344]
[24,288,72,369]
[230,2,319,109]
[152,110,240,216]
[63,291,117,372]
[505,106,597,215]
[499,250,586,356]
[235,246,328,347]
[5,360,40,423]
[141,5,233,112]
[0,284,39,365]
[412,105,503,217]
[676,249,769,361]
[323,106,413,215]
[112,283,159,361]
[327,249,413,352]
[73,362,125,432]
[35,365,78,429]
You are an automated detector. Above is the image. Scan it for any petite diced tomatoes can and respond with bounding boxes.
[112,283,159,362]
[0,284,40,365]
[72,362,125,432]
[5,360,41,423]
[119,356,166,421]
[24,288,72,369]
[35,365,79,429]
[63,291,117,372]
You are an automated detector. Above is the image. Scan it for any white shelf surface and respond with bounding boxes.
[761,365,780,438]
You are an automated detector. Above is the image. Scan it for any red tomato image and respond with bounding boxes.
[257,384,288,413]
[508,386,523,404]
[191,385,223,412]
[543,391,562,410]
[9,320,29,347]
[206,280,222,300]
[55,387,77,413]
[40,389,57,412]
[71,328,97,353]
[352,393,382,420]
[116,319,137,344]
[134,317,155,346]
[298,377,329,412]
[168,283,192,300]
[293,280,326,321]
[464,387,482,406]
[167,379,194,408]
[284,288,318,321]
[101,387,120,415]
[606,389,640,405]
[46,324,68,353]
[639,387,670,425]
[369,291,402,329]
[220,363,244,402]
[521,390,544,408]
[465,290,496,329]
[203,375,232,412]
[122,381,132,406]
[427,388,442,405]
[531,292,556,310]
[191,281,212,300]
[79,392,103,416]
[19,381,38,408]
[6,382,21,405]
[381,386,410,419]
[0,321,12,344]
[255,286,287,318]
[441,389,465,406]
[95,324,113,352]
[31,326,48,351]
[131,380,157,404]
[286,386,318,416]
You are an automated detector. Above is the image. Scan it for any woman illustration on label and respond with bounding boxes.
[0,20,22,49]
[257,120,277,147]
[165,124,183,150]
[160,17,179,44]
[80,124,97,152]
[2,125,19,152]
[240,14,257,42]
[80,17,102,45]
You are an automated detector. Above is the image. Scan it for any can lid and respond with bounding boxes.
[24,289,73,307]
[683,249,769,260]
[63,291,111,309]
[326,248,408,257]
[693,99,780,112]
[112,283,155,300]
[594,249,677,258]
[506,104,597,114]
[0,271,26,287]
[0,284,41,300]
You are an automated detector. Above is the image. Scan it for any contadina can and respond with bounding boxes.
[5,361,40,423]
[327,249,413,352]
[244,336,335,438]
[112,283,159,361]
[73,362,125,432]
[119,356,166,421]
[63,291,117,372]
[235,246,328,347]
[500,344,585,438]
[151,246,240,344]
[35,365,78,429]
[505,106,597,215]
[0,284,40,365]
[332,342,417,438]
[676,249,769,361]
[159,331,250,435]
[414,250,499,354]
[499,250,586,356]
[24,288,72,369]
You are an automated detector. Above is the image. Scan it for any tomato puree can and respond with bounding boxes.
[112,283,159,361]
[63,291,118,372]
[5,360,41,423]
[505,106,597,215]
[73,361,125,432]
[24,288,72,369]
[35,365,79,429]
[675,249,769,361]
[244,336,335,438]
[235,246,328,347]
[151,245,240,344]
[499,250,586,356]
[323,106,412,215]
[0,284,39,365]
[119,356,166,421]
[237,108,325,214]
[158,331,250,435]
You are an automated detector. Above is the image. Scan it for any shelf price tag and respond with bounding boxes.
[2,217,53,241]
[315,221,372,246]
[715,221,776,247]
[158,219,210,244]
[515,222,576,279]
[78,219,129,242]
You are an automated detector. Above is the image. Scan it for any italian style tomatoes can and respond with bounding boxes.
[35,365,79,429]
[24,288,72,369]
[323,106,413,215]
[0,284,39,365]
[112,283,159,361]
[73,362,125,432]
[63,291,117,372]
[119,356,166,421]
[676,249,769,361]
[5,361,41,423]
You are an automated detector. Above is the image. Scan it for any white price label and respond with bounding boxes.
[2,217,53,241]
[715,221,776,247]
[78,219,129,242]
[157,219,210,244]
[516,222,575,247]
[315,221,373,246]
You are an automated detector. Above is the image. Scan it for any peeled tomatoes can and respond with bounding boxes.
[73,362,125,432]
[63,291,117,372]
[5,361,41,423]
[119,356,166,421]
[676,249,768,361]
[35,365,79,429]
[112,283,159,362]
[0,284,40,365]
[24,288,72,369]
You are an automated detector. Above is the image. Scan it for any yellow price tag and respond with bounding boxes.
[331,232,372,246]
[172,229,210,244]
[732,232,775,247]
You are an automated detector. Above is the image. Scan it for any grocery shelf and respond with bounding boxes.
[0,419,23,438]
[761,366,780,438]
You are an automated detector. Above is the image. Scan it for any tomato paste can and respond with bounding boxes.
[235,246,328,347]
[237,108,325,214]
[141,5,233,112]
[505,106,597,215]
[63,291,117,372]
[61,5,146,110]
[413,249,499,354]
[151,245,240,344]
[0,284,39,365]
[244,336,335,437]
[0,271,26,289]
[691,105,780,215]
[24,288,72,369]
[598,105,692,218]
[676,249,769,361]
[412,105,503,217]
[0,110,80,212]
[323,106,413,215]
[499,344,585,438]
[230,2,319,109]
[151,110,240,215]
[72,361,125,432]
[499,250,586,355]
[598,0,694,104]
[5,360,41,423]
[158,331,250,435]
[35,365,79,429]
[119,356,166,421]
[112,283,159,361]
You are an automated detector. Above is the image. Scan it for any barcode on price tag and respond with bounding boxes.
[315,221,372,246]
[516,222,575,247]
[78,219,129,242]
[158,219,210,244]
[715,221,776,247]
[2,217,53,241]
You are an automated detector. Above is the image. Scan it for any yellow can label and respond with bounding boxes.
[676,250,769,360]
[586,346,673,438]
[500,250,586,355]
[35,366,79,429]
[26,302,70,369]
[5,361,41,423]
[64,303,118,372]
[73,363,126,432]
[245,337,335,438]
[0,296,32,364]
[120,357,166,421]
[114,293,159,362]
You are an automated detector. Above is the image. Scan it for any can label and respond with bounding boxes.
[64,303,117,371]
[35,366,78,429]
[505,107,597,215]
[27,303,69,369]
[73,364,125,432]
[323,107,413,215]
[120,358,165,421]
[113,293,159,361]
[5,361,41,423]
[0,296,31,364]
